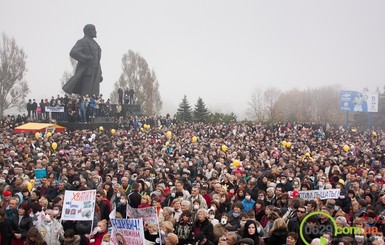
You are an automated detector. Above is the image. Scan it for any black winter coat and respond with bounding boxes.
[11,214,33,239]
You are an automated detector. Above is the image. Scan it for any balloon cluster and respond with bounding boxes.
[282,140,292,148]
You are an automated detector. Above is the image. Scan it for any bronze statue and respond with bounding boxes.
[63,24,103,96]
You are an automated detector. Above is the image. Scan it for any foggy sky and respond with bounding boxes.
[1,0,385,119]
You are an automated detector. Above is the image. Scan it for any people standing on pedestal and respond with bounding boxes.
[128,89,134,104]
[118,88,123,105]
[124,89,129,104]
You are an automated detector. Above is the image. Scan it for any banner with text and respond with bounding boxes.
[340,91,379,112]
[62,190,96,221]
[126,205,158,226]
[110,218,145,245]
[45,106,65,113]
[289,189,341,200]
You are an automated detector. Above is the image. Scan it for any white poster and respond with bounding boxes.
[45,106,65,112]
[62,190,96,221]
[126,205,158,226]
[110,218,145,245]
[363,91,379,113]
[289,189,341,200]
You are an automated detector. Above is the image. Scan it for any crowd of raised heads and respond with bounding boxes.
[0,119,385,245]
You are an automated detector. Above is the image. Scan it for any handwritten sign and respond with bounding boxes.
[62,190,96,221]
[110,218,145,245]
[289,189,341,200]
[126,205,158,226]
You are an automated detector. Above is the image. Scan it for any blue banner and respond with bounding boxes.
[340,91,368,112]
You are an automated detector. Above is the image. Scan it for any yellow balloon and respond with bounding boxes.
[146,124,151,129]
[286,142,292,148]
[221,145,227,152]
[27,181,33,191]
[305,152,310,157]
[192,136,197,143]
[282,140,287,147]
[233,160,240,167]
[111,129,116,135]
[35,132,40,139]
[46,132,52,138]
[166,131,172,138]
[343,145,349,152]
[52,142,58,150]
[165,141,170,146]
[143,124,148,129]
[99,126,104,131]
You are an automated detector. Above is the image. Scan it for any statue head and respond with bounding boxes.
[83,24,97,38]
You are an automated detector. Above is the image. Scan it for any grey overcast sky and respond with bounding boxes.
[1,0,385,119]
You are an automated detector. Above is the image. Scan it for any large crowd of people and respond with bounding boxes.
[0,111,385,245]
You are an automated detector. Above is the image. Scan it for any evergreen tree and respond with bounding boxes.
[209,112,237,124]
[175,95,192,123]
[193,97,210,123]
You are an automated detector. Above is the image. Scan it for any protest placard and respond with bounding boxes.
[62,190,96,221]
[34,169,47,179]
[289,189,341,200]
[110,218,145,245]
[126,205,158,226]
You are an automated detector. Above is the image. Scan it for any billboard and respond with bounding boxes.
[340,91,378,112]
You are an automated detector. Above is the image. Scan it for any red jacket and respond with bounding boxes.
[91,230,108,245]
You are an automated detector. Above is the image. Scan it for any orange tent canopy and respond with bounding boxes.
[13,123,66,134]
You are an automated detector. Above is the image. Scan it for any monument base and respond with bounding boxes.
[58,119,118,131]
[121,104,142,117]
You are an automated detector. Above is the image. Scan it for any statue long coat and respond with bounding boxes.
[63,36,102,96]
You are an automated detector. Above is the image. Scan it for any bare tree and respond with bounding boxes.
[275,85,343,124]
[247,86,281,122]
[0,33,29,116]
[247,87,265,122]
[311,85,341,123]
[111,50,162,115]
[264,87,281,121]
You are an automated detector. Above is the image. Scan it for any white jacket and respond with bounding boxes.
[36,219,64,245]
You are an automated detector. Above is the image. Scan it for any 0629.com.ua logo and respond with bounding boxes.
[299,211,381,245]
